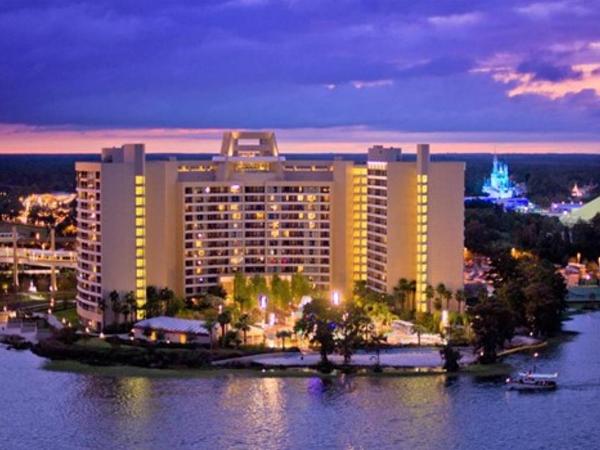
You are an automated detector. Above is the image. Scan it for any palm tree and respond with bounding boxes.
[454,289,466,314]
[276,329,293,350]
[425,285,435,312]
[203,315,217,350]
[369,332,387,368]
[217,310,232,345]
[407,280,416,310]
[109,290,120,324]
[120,303,130,324]
[436,283,452,311]
[98,298,107,329]
[124,291,136,323]
[434,283,446,311]
[413,324,426,346]
[235,313,251,345]
[392,278,410,312]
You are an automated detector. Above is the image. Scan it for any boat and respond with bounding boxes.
[506,371,558,391]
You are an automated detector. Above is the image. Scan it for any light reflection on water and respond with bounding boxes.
[1,314,600,449]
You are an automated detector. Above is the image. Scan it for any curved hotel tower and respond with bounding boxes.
[75,131,464,329]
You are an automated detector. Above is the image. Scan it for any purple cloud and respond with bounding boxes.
[0,0,600,137]
[517,59,583,82]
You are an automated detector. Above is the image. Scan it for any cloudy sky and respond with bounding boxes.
[1,0,600,153]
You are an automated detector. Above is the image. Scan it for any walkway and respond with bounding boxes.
[214,347,477,369]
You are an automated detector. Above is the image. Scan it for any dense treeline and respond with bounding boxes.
[445,153,600,205]
[466,202,600,265]
[1,153,600,207]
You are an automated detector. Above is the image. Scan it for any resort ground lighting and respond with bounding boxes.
[331,290,341,306]
[259,294,268,324]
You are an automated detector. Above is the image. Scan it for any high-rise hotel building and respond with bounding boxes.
[75,131,464,329]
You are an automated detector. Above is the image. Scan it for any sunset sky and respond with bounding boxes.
[2,0,600,154]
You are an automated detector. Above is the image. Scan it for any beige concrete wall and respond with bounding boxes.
[330,161,355,299]
[100,164,137,323]
[145,161,182,295]
[427,162,465,306]
[385,163,418,291]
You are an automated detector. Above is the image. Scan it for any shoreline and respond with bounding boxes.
[42,357,513,379]
[3,325,577,380]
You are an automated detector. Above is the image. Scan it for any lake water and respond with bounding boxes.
[2,313,600,450]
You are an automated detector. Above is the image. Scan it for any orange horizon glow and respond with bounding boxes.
[0,124,599,154]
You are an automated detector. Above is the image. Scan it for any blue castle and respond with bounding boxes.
[482,156,518,199]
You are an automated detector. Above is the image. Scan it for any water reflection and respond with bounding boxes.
[307,375,355,399]
[2,314,600,449]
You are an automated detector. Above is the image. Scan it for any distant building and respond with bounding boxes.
[570,182,597,200]
[571,183,584,198]
[75,131,464,330]
[482,156,519,199]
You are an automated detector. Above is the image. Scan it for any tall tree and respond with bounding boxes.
[233,272,251,312]
[454,289,466,314]
[235,313,251,345]
[109,290,120,324]
[469,297,515,364]
[249,275,268,305]
[203,311,218,350]
[145,285,161,318]
[335,306,372,364]
[294,297,337,367]
[291,273,312,305]
[276,329,293,350]
[124,291,137,322]
[217,310,232,345]
[392,278,410,312]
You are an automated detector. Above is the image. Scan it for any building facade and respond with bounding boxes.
[75,131,464,329]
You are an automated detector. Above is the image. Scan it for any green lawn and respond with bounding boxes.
[54,307,78,324]
[73,337,112,349]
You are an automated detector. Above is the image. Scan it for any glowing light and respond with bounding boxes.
[332,290,341,306]
[259,295,268,310]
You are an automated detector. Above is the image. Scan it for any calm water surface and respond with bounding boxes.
[2,313,600,450]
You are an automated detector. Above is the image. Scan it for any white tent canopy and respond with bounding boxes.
[134,316,211,336]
